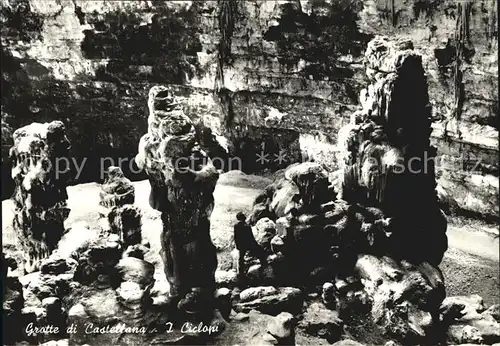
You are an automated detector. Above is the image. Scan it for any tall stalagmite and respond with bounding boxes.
[337,36,447,266]
[136,86,219,313]
[9,121,71,273]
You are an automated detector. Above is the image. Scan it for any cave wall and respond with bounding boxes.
[1,0,497,218]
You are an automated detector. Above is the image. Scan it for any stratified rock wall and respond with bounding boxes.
[1,0,497,218]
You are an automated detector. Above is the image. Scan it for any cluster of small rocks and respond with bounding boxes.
[2,167,163,345]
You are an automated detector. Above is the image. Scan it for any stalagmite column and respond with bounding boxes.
[9,121,71,273]
[337,37,447,265]
[136,86,219,313]
[98,166,150,259]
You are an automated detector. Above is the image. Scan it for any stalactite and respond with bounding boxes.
[214,0,237,92]
[487,0,498,44]
[389,0,396,26]
[453,0,473,127]
[215,0,238,130]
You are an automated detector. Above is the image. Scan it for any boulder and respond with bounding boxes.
[122,244,150,260]
[116,281,152,318]
[79,288,122,323]
[230,310,250,322]
[23,271,73,306]
[239,286,278,302]
[246,264,277,284]
[234,287,303,315]
[215,270,238,288]
[215,288,232,319]
[441,295,486,320]
[254,217,277,251]
[447,325,484,344]
[297,302,343,343]
[267,312,296,345]
[214,310,285,345]
[442,295,500,344]
[67,303,90,345]
[340,255,445,343]
[73,237,122,288]
[485,304,500,322]
[40,256,77,275]
[115,257,155,289]
[270,235,285,253]
[322,282,336,308]
[3,270,24,344]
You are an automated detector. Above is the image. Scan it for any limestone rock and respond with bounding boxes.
[9,121,71,273]
[136,86,219,304]
[337,36,447,266]
[322,282,336,308]
[254,217,277,251]
[80,288,122,322]
[340,254,445,343]
[122,244,150,260]
[234,287,303,315]
[485,304,500,322]
[115,257,155,289]
[298,302,343,343]
[246,264,277,284]
[447,325,484,344]
[98,166,135,214]
[442,295,500,344]
[40,255,77,275]
[284,162,332,207]
[441,295,486,321]
[150,271,170,298]
[230,311,250,322]
[215,269,238,288]
[3,256,24,344]
[214,310,284,346]
[267,312,296,345]
[67,303,90,345]
[239,286,279,302]
[116,281,152,318]
[270,235,285,253]
[215,287,232,319]
[108,205,142,246]
[23,271,73,306]
[73,236,122,288]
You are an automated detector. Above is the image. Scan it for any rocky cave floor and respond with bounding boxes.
[2,170,499,346]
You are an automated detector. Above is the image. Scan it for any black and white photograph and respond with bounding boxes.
[1,0,498,345]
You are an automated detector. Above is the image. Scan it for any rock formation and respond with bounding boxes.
[246,37,451,344]
[336,36,447,266]
[2,253,25,345]
[440,295,500,344]
[135,86,220,316]
[9,121,71,273]
[98,166,149,258]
